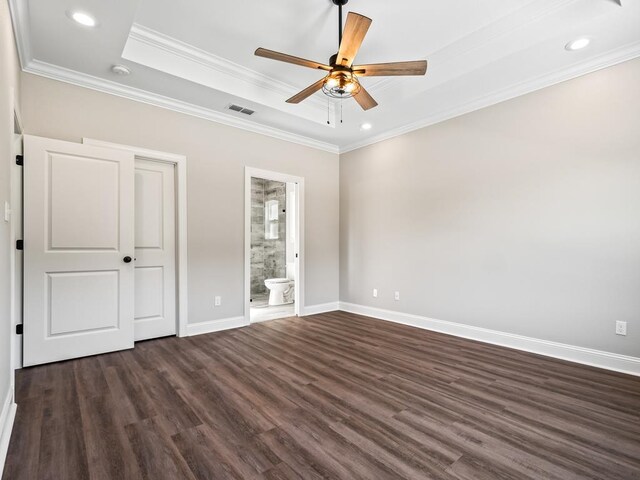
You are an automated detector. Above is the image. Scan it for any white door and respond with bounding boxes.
[134,159,176,341]
[23,135,135,366]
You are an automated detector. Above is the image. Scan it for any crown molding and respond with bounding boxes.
[124,24,333,126]
[23,60,340,154]
[128,24,328,111]
[19,39,640,157]
[340,40,640,154]
[7,0,31,68]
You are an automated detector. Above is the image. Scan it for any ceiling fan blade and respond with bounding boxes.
[286,78,326,104]
[255,48,331,71]
[354,86,378,111]
[353,60,428,77]
[336,12,372,67]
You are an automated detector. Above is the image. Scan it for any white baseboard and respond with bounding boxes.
[185,304,340,336]
[0,389,17,477]
[185,316,247,337]
[338,302,640,377]
[302,302,340,316]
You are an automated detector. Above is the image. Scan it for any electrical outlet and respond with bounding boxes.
[615,321,627,336]
[372,288,378,298]
[214,296,222,307]
[394,291,400,301]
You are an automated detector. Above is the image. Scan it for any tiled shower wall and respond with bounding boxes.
[251,178,286,297]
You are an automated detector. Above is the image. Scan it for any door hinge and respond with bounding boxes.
[16,239,23,250]
[16,324,23,335]
[16,155,23,166]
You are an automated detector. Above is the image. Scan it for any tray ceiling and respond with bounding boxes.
[9,0,640,153]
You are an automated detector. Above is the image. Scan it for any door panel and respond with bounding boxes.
[23,135,135,366]
[135,167,164,248]
[48,270,120,335]
[48,154,120,249]
[134,266,164,319]
[134,159,176,341]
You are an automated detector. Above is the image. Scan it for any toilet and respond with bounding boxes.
[264,278,295,306]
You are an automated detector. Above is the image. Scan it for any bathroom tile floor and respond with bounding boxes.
[250,294,295,322]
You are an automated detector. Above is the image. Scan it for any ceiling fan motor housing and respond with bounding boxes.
[331,0,349,5]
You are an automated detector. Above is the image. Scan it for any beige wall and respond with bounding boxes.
[0,0,20,414]
[15,41,640,359]
[341,58,640,357]
[20,73,340,325]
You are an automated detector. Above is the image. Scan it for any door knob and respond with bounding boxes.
[123,256,132,263]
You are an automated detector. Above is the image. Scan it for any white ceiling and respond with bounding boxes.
[9,0,640,153]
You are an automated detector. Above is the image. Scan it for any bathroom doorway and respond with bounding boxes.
[244,168,304,323]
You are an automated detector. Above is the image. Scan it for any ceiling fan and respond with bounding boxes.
[254,0,428,111]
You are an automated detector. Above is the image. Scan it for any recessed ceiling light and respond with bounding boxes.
[111,64,131,76]
[70,11,96,27]
[565,38,590,51]
[361,123,372,131]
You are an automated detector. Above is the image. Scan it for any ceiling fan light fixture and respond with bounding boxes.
[322,71,361,99]
[325,76,339,88]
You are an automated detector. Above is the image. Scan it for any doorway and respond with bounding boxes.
[83,138,189,338]
[245,168,304,324]
[21,136,187,366]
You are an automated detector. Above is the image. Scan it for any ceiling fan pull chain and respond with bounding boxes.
[340,100,343,124]
[327,97,330,125]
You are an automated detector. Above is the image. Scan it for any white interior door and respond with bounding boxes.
[23,135,135,366]
[134,159,176,341]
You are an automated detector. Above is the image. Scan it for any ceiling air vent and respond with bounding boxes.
[227,104,255,116]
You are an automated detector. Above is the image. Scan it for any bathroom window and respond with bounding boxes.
[265,200,279,239]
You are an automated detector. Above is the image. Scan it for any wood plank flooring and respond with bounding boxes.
[4,311,640,480]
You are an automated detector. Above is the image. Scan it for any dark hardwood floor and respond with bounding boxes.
[4,311,640,480]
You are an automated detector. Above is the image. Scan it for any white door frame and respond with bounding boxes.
[244,167,305,324]
[83,139,189,337]
[9,89,22,376]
